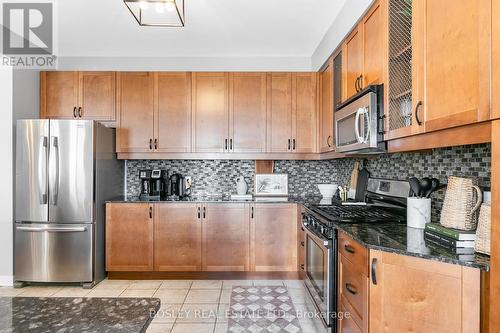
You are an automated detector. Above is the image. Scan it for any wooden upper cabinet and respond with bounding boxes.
[105,203,153,271]
[193,72,229,153]
[79,72,116,120]
[343,27,363,100]
[250,204,297,272]
[492,0,500,119]
[116,72,155,153]
[41,71,116,120]
[41,71,79,119]
[267,73,293,153]
[154,203,201,271]
[229,73,267,153]
[319,57,334,153]
[369,250,480,332]
[201,203,250,271]
[413,0,491,133]
[156,72,192,153]
[292,73,317,153]
[361,0,385,87]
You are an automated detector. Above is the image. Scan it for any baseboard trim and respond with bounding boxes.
[108,271,300,280]
[0,276,14,287]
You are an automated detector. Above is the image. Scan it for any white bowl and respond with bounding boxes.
[317,184,338,198]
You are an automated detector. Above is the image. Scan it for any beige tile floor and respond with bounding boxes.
[0,279,321,333]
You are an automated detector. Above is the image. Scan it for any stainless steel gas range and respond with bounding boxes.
[301,178,410,333]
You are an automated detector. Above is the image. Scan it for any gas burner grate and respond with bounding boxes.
[310,204,405,223]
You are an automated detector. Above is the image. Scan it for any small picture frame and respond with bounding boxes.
[254,174,288,197]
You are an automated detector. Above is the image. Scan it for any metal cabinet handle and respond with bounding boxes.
[203,206,206,219]
[292,139,296,150]
[149,206,153,219]
[415,101,423,126]
[197,206,201,219]
[225,139,228,151]
[73,107,77,118]
[230,138,233,151]
[78,107,82,118]
[372,258,378,285]
[251,206,254,218]
[149,139,153,150]
[154,139,158,150]
[345,283,358,295]
[300,241,305,246]
[288,139,291,151]
[355,77,359,92]
[327,135,332,148]
[344,243,355,254]
[300,264,304,270]
[358,75,363,91]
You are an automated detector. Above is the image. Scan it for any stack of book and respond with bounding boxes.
[424,223,476,260]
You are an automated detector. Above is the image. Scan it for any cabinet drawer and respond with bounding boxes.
[340,255,368,330]
[339,302,363,333]
[338,232,368,276]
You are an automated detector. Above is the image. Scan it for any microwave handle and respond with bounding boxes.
[362,107,371,143]
[355,108,364,144]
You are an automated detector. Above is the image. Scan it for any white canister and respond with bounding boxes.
[407,197,431,229]
[406,227,431,255]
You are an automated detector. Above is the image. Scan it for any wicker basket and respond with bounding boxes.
[440,176,483,231]
[475,204,491,255]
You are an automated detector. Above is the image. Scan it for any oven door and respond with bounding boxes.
[304,226,334,328]
[335,90,378,153]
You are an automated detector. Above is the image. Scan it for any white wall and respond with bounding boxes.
[0,67,13,286]
[311,0,374,70]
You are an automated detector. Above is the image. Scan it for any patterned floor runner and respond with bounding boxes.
[227,286,303,333]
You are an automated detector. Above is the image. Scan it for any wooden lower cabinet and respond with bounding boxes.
[202,203,250,271]
[369,250,480,333]
[154,203,202,271]
[250,204,298,271]
[105,203,154,271]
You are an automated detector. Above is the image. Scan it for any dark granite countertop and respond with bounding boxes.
[107,195,324,205]
[330,220,490,271]
[0,297,160,333]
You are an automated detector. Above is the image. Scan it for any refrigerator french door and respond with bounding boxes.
[14,120,120,285]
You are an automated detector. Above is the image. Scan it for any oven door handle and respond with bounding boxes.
[355,107,364,144]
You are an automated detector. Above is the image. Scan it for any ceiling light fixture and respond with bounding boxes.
[124,0,185,27]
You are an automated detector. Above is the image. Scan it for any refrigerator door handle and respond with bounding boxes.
[49,136,60,206]
[16,226,87,232]
[38,136,48,204]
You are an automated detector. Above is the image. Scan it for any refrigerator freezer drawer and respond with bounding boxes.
[14,223,93,283]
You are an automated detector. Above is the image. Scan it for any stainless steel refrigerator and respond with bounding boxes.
[14,120,123,288]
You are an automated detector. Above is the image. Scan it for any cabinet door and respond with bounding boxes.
[492,0,500,119]
[156,72,192,153]
[369,250,480,332]
[319,57,334,153]
[250,204,297,272]
[41,71,79,119]
[414,0,490,132]
[267,73,292,153]
[361,0,385,87]
[193,73,229,153]
[229,73,267,153]
[79,72,116,121]
[292,73,317,153]
[343,28,363,100]
[202,203,250,271]
[116,72,154,153]
[105,203,153,271]
[154,203,201,271]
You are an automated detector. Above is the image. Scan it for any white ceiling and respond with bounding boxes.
[57,0,347,58]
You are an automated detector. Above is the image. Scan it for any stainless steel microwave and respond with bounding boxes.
[335,85,386,154]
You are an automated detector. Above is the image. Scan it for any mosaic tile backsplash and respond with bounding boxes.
[126,144,491,221]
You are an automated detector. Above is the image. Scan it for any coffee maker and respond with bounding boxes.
[139,169,165,200]
[165,171,190,200]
